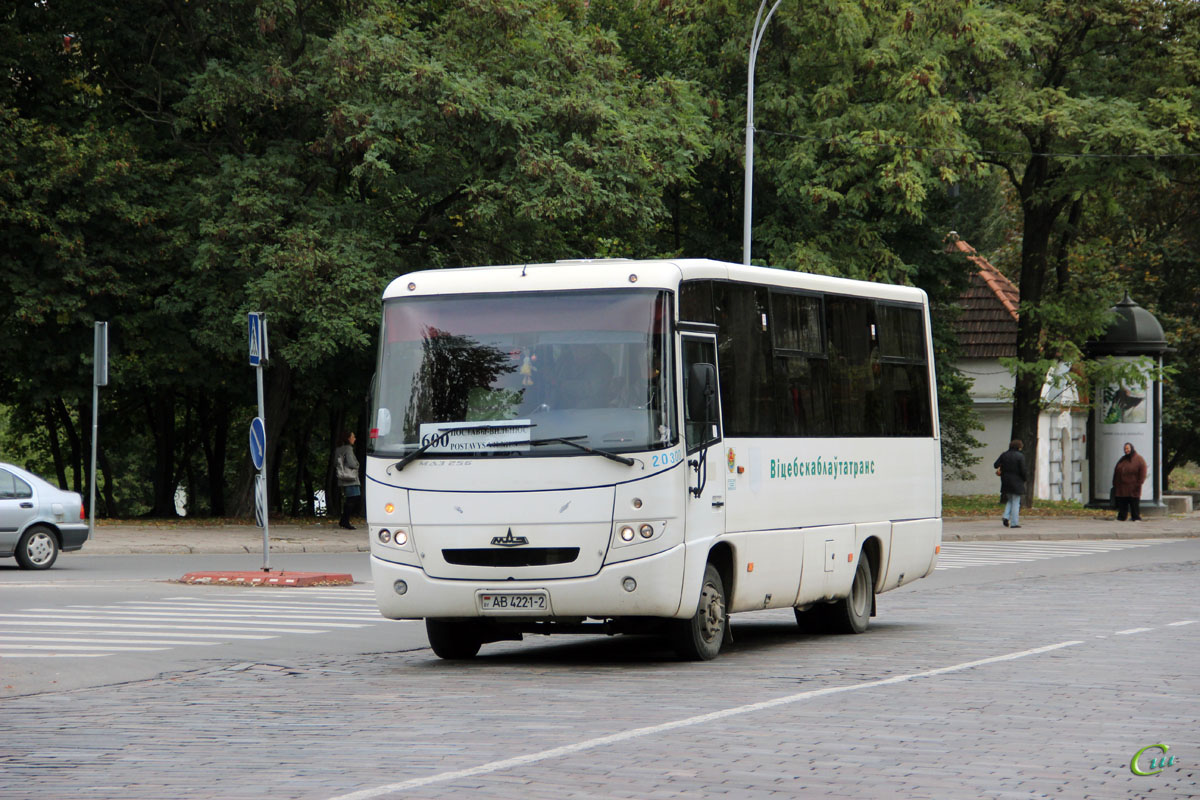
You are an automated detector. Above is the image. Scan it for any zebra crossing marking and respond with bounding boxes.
[0,586,384,660]
[935,539,1173,570]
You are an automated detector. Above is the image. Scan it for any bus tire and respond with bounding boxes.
[425,619,482,660]
[670,563,727,661]
[824,553,873,634]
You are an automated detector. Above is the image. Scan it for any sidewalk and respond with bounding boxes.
[76,512,1200,555]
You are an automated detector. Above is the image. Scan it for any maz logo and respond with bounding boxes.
[490,528,529,547]
[1131,744,1177,776]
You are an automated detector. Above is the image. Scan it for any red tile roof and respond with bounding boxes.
[949,238,1019,358]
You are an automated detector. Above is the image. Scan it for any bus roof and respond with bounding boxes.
[383,259,927,306]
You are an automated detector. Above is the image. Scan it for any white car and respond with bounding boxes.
[0,462,88,569]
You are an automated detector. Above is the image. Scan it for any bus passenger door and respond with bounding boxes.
[681,334,725,545]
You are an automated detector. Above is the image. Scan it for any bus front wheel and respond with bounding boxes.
[425,619,483,660]
[670,563,727,661]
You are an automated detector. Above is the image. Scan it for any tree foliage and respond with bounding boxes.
[3,0,1197,514]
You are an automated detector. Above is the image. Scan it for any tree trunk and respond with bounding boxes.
[145,390,177,517]
[53,397,83,495]
[43,402,67,489]
[199,392,230,517]
[99,446,115,518]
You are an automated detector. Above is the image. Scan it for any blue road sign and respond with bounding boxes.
[248,312,267,366]
[249,417,266,471]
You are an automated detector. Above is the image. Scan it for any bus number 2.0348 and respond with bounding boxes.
[651,451,682,468]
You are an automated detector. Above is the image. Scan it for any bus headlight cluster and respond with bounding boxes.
[376,527,410,548]
[614,521,662,547]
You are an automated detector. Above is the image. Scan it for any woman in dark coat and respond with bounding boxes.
[1112,442,1148,521]
[993,439,1027,528]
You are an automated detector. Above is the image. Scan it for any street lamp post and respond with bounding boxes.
[743,0,783,265]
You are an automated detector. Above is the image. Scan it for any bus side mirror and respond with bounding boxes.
[687,363,718,424]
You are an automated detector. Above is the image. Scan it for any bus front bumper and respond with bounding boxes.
[370,544,686,620]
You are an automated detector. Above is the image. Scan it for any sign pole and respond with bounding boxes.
[89,322,108,541]
[249,312,270,571]
[256,362,269,571]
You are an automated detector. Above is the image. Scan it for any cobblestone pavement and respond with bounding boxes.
[2,543,1197,799]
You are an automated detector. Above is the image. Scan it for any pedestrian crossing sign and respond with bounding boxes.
[248,312,268,366]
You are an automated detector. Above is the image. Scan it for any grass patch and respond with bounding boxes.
[943,495,1112,518]
[1168,462,1200,492]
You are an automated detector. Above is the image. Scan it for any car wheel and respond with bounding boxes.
[15,525,59,570]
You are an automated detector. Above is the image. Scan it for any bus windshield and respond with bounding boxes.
[370,288,676,459]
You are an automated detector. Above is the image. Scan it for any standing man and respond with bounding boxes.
[1111,442,1148,522]
[994,439,1027,529]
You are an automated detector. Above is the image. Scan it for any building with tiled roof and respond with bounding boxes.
[949,237,1018,359]
[944,236,1088,501]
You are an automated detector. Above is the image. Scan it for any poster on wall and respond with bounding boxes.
[1094,364,1154,501]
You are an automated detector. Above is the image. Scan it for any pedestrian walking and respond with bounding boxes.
[993,439,1027,529]
[1111,442,1147,522]
[335,430,361,530]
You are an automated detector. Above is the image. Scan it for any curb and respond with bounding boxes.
[179,570,355,586]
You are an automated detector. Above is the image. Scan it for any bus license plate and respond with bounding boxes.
[479,592,548,612]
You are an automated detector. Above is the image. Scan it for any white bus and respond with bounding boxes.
[367,258,941,660]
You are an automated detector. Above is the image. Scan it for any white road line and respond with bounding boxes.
[8,612,365,628]
[1167,620,1196,627]
[49,608,377,623]
[0,621,322,634]
[0,653,110,658]
[1114,627,1154,635]
[115,600,380,612]
[0,636,221,646]
[326,640,1084,800]
[0,628,274,640]
[935,540,1166,570]
[0,644,171,652]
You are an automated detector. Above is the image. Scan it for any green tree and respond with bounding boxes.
[955,0,1200,502]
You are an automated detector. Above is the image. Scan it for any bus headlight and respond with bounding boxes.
[374,526,411,549]
[613,521,666,547]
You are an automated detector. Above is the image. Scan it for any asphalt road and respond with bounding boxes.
[1,540,1197,799]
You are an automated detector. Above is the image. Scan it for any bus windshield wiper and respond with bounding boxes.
[527,435,636,467]
[393,423,535,472]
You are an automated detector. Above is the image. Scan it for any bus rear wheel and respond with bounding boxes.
[794,553,873,634]
[670,563,727,661]
[425,619,482,660]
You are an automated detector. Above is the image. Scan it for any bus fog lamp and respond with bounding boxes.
[619,525,635,542]
[622,577,637,592]
[393,580,408,596]
[639,524,654,538]
[378,529,392,543]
